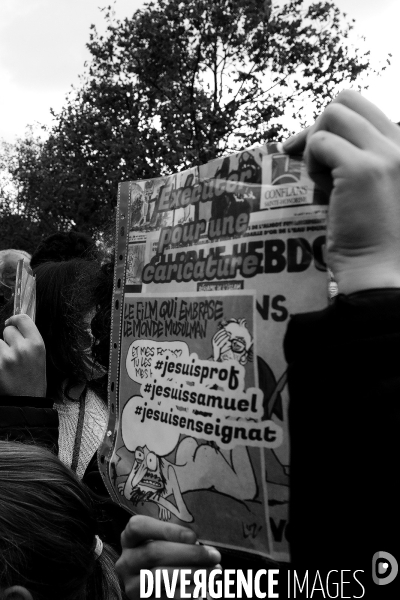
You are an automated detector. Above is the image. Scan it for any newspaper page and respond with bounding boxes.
[99,143,329,562]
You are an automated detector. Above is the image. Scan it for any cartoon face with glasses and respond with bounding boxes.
[212,318,253,366]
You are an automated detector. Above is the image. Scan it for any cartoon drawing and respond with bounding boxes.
[113,316,264,523]
[211,318,253,365]
[211,318,288,482]
[112,296,276,532]
[114,432,258,522]
[115,442,191,522]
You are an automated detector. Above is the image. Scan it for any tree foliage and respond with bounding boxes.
[0,138,45,252]
[1,0,374,250]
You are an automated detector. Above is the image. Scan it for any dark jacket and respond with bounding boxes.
[286,290,400,594]
[0,396,59,452]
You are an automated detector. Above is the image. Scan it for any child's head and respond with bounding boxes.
[0,441,121,600]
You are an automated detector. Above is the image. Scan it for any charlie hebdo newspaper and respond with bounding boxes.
[99,143,329,563]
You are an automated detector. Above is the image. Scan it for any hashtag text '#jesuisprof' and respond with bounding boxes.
[155,357,241,390]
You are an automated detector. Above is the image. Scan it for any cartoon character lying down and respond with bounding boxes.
[114,436,258,522]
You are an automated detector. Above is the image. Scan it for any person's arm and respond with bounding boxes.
[283,91,400,572]
[285,290,400,569]
[116,515,221,600]
[0,313,46,397]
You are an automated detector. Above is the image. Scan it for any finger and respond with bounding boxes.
[214,330,228,343]
[119,540,220,574]
[282,126,311,154]
[218,332,230,344]
[3,324,25,347]
[284,91,400,156]
[220,341,231,353]
[309,103,394,152]
[0,338,12,354]
[305,130,365,176]
[4,314,43,343]
[331,90,400,144]
[121,515,197,549]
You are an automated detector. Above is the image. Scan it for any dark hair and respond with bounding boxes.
[31,232,99,269]
[0,441,121,600]
[90,260,114,370]
[34,259,103,399]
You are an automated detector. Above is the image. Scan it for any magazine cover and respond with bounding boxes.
[99,143,329,562]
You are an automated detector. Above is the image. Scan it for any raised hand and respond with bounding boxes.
[0,314,46,397]
[212,328,231,361]
[284,90,400,294]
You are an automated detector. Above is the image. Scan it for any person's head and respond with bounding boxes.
[34,259,105,399]
[0,441,121,600]
[30,232,99,270]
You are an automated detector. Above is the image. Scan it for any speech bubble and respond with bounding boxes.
[121,395,180,456]
[125,340,189,384]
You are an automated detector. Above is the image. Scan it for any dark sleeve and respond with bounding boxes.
[0,396,59,453]
[285,290,400,571]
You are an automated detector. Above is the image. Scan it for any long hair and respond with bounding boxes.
[34,259,103,399]
[0,441,121,600]
[89,260,114,371]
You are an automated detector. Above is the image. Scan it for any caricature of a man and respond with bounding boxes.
[115,438,257,522]
[117,444,192,522]
[212,318,253,365]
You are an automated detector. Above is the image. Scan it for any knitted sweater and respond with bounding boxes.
[55,387,108,480]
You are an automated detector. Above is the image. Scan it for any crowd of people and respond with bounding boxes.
[0,90,399,598]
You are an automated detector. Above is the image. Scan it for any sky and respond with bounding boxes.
[0,0,399,143]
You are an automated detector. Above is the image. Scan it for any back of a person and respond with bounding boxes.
[0,440,121,600]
